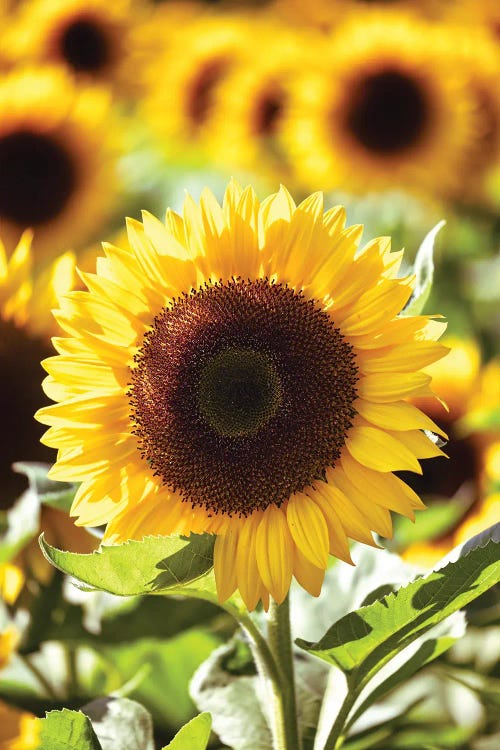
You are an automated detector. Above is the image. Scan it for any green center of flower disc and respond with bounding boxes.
[197,347,282,438]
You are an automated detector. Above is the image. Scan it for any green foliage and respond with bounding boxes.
[163,712,212,750]
[297,528,500,745]
[458,407,500,435]
[82,696,155,750]
[40,532,216,599]
[39,709,102,750]
[392,497,471,547]
[0,462,77,565]
[13,462,77,513]
[0,487,40,564]
[297,534,499,677]
[93,631,220,730]
[403,221,445,317]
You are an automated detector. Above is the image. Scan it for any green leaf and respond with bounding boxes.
[190,642,271,750]
[457,407,500,435]
[297,527,500,684]
[163,713,212,750]
[393,497,471,547]
[346,629,461,729]
[13,461,77,512]
[82,696,155,750]
[93,631,220,731]
[39,533,216,599]
[0,487,40,564]
[39,709,102,750]
[403,221,445,317]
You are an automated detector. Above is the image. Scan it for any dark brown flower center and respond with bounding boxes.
[187,59,228,127]
[345,69,429,154]
[0,130,76,227]
[129,279,359,517]
[0,318,54,508]
[59,17,111,73]
[254,89,284,136]
[401,417,479,502]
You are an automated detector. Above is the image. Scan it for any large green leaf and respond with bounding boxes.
[402,221,445,317]
[163,713,212,750]
[297,529,500,684]
[39,709,102,750]
[39,533,216,599]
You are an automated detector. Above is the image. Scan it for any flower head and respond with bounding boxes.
[282,12,476,195]
[5,0,143,93]
[0,700,39,750]
[0,67,118,259]
[37,181,448,609]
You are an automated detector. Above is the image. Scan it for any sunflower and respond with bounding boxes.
[0,67,118,260]
[0,701,39,750]
[142,16,254,156]
[206,28,315,180]
[282,13,476,195]
[402,347,500,567]
[271,0,451,30]
[0,626,19,670]
[452,0,500,45]
[0,628,37,750]
[435,27,500,196]
[4,0,144,93]
[37,181,448,610]
[0,565,24,606]
[0,230,76,506]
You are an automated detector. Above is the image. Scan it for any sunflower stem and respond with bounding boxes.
[266,595,302,750]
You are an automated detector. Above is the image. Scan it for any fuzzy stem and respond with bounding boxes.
[266,596,301,750]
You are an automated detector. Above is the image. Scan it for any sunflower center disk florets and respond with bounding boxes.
[0,130,75,226]
[346,69,429,154]
[60,18,110,72]
[129,279,359,517]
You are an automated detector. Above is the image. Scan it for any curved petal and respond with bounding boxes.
[255,505,293,604]
[286,492,329,568]
[346,425,422,473]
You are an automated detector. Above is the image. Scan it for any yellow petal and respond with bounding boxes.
[354,399,447,438]
[387,429,447,459]
[314,480,376,547]
[286,493,329,568]
[346,424,422,474]
[330,467,394,539]
[256,505,293,604]
[339,280,413,336]
[309,485,354,562]
[357,372,433,402]
[340,452,415,519]
[292,546,325,597]
[214,526,240,603]
[236,512,265,611]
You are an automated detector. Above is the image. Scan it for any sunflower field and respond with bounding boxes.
[0,1,499,749]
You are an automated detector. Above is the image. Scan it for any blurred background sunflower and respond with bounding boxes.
[0,0,498,747]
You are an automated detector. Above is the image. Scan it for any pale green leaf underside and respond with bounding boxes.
[297,534,500,681]
[39,709,102,750]
[403,220,444,317]
[39,532,215,599]
[163,712,212,750]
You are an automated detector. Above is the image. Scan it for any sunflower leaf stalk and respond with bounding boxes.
[267,596,302,750]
